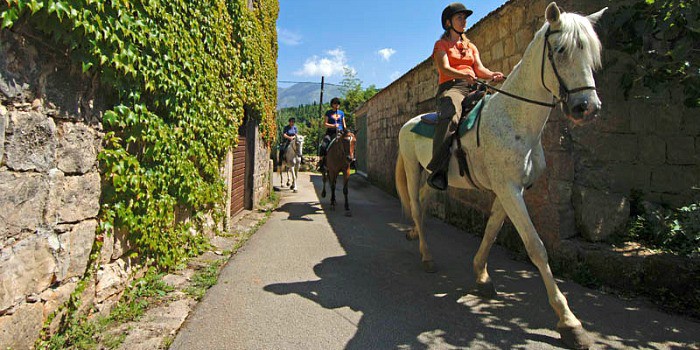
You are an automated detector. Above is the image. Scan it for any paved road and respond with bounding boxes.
[172,172,699,350]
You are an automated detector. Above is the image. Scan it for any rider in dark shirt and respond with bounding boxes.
[318,97,346,172]
[279,117,298,162]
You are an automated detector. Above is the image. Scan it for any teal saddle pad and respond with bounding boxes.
[411,95,489,138]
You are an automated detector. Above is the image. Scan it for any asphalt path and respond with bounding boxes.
[172,172,699,350]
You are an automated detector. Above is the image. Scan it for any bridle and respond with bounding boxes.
[292,135,303,157]
[475,27,596,109]
[336,131,355,165]
[541,28,596,106]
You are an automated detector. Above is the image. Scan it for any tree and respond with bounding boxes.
[338,68,380,130]
[601,0,699,107]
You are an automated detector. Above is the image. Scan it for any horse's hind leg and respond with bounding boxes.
[404,159,434,272]
[496,186,592,349]
[472,198,507,298]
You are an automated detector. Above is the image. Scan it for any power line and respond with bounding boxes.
[277,80,342,86]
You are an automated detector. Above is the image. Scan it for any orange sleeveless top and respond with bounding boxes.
[433,39,477,85]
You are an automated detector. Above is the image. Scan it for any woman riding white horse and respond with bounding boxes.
[278,117,304,192]
[395,3,606,349]
[426,2,505,191]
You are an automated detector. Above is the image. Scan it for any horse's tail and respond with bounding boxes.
[395,151,411,218]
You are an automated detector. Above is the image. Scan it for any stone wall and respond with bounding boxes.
[0,25,138,349]
[248,121,273,210]
[356,0,700,247]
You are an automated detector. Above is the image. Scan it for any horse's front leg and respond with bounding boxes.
[342,168,351,216]
[329,172,337,211]
[472,198,507,298]
[291,164,298,192]
[279,166,284,187]
[495,184,592,349]
[321,171,327,198]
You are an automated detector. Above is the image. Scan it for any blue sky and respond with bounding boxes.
[277,0,509,89]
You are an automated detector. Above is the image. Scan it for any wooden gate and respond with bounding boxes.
[231,136,247,217]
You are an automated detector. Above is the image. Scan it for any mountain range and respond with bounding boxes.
[277,82,344,109]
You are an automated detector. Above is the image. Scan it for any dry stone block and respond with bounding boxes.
[57,172,100,223]
[5,111,56,171]
[638,135,666,165]
[95,258,131,304]
[0,301,43,350]
[573,186,630,242]
[0,231,58,311]
[0,171,48,240]
[111,227,132,260]
[56,220,97,281]
[666,136,696,165]
[39,281,77,319]
[0,105,7,164]
[57,122,100,174]
[651,165,697,194]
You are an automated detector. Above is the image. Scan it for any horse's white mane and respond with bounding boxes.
[536,11,603,70]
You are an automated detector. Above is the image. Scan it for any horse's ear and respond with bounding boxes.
[587,7,607,25]
[545,2,561,24]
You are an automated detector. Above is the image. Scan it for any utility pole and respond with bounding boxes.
[317,76,325,158]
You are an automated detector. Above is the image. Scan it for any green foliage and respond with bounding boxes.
[278,101,330,155]
[626,202,700,258]
[601,0,699,107]
[276,70,379,156]
[339,68,379,130]
[1,0,279,269]
[37,268,173,349]
[184,260,224,300]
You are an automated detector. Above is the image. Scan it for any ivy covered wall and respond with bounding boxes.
[1,0,279,269]
[0,0,278,347]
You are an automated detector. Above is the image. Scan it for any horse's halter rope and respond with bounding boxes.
[336,132,354,165]
[474,27,596,109]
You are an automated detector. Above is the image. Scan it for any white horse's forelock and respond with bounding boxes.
[538,11,602,70]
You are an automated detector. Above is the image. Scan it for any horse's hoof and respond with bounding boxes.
[423,261,437,273]
[345,211,352,217]
[405,228,418,241]
[293,189,298,193]
[557,325,593,349]
[472,281,498,299]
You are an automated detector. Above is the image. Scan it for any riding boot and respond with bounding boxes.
[318,156,327,172]
[426,119,454,191]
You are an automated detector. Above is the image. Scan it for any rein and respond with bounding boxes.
[473,27,596,109]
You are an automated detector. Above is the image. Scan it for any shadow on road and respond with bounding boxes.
[266,174,699,349]
[276,200,323,221]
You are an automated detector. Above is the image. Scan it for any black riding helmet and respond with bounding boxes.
[441,2,473,30]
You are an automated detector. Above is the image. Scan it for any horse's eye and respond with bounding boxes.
[557,46,565,54]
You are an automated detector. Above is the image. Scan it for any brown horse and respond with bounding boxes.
[321,131,356,216]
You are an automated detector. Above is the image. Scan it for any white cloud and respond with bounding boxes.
[377,48,397,61]
[294,48,352,78]
[277,27,302,46]
[390,71,402,81]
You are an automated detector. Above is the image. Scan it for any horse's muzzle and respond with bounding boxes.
[565,94,601,124]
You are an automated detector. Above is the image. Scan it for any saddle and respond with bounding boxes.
[410,94,491,189]
[410,94,490,139]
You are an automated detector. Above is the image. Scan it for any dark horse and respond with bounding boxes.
[321,131,357,216]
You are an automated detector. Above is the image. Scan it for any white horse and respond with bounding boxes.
[395,3,606,349]
[278,134,304,192]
